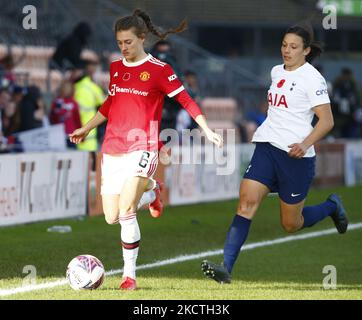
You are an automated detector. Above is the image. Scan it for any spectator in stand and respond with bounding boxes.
[11,85,26,106]
[0,85,22,152]
[72,59,105,152]
[0,86,11,151]
[151,40,183,134]
[0,54,17,87]
[184,70,201,103]
[3,86,25,152]
[332,67,361,138]
[242,101,268,142]
[18,86,48,132]
[50,22,92,71]
[176,70,201,142]
[2,100,21,138]
[151,40,182,77]
[50,80,82,149]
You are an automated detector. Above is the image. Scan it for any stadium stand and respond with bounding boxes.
[0,0,361,143]
[201,98,240,141]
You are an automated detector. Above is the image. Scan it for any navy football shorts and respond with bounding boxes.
[243,142,316,204]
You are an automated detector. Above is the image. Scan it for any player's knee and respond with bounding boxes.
[119,205,137,217]
[237,195,258,219]
[281,221,300,233]
[104,214,119,225]
[102,203,120,224]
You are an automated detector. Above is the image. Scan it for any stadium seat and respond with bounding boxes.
[200,97,241,142]
[1,44,108,94]
[201,97,238,121]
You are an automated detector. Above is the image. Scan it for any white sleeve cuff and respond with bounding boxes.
[167,85,185,98]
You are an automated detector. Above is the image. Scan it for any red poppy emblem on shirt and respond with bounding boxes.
[123,73,131,81]
[277,79,285,88]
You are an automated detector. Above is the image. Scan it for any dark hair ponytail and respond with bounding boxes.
[114,9,187,40]
[285,23,323,63]
[133,9,187,39]
[307,41,323,63]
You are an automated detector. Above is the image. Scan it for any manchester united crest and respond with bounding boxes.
[140,71,150,81]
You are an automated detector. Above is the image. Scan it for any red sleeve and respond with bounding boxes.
[98,63,114,118]
[98,95,112,118]
[159,64,185,98]
[173,90,203,120]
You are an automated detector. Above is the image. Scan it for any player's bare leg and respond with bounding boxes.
[202,179,269,283]
[148,180,164,218]
[280,194,348,234]
[102,195,121,225]
[137,178,164,218]
[279,199,305,233]
[119,176,149,216]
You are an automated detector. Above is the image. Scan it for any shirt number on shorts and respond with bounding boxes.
[139,152,151,168]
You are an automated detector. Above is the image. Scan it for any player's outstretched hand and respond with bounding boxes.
[159,146,171,165]
[69,127,90,144]
[205,129,223,148]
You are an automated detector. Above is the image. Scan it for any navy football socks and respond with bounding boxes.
[302,199,337,228]
[223,215,251,274]
[222,200,337,274]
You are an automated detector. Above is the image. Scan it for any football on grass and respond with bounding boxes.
[66,254,105,290]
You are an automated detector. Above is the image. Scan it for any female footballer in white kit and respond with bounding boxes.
[69,9,223,290]
[202,23,348,284]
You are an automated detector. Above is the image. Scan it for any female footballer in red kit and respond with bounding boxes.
[69,9,223,290]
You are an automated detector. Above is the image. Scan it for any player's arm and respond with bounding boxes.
[69,83,113,144]
[173,90,223,148]
[161,63,223,147]
[69,111,107,144]
[288,103,334,158]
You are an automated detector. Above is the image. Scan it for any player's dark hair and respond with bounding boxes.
[114,9,187,39]
[285,23,323,63]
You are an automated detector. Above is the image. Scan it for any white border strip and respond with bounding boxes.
[167,85,185,98]
[1,222,361,297]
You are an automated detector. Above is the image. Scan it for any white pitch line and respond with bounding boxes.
[1,222,361,297]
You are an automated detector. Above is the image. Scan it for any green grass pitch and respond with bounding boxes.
[0,185,361,300]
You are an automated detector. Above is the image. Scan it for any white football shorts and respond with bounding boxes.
[101,150,158,195]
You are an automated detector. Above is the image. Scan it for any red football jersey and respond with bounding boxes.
[50,97,82,134]
[99,54,202,154]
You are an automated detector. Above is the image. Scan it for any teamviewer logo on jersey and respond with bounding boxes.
[108,84,149,97]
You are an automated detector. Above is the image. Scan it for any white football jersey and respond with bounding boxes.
[252,62,330,157]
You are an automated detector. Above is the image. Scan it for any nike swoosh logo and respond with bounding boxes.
[291,193,301,197]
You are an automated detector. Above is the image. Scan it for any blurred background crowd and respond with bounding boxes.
[1,0,362,154]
